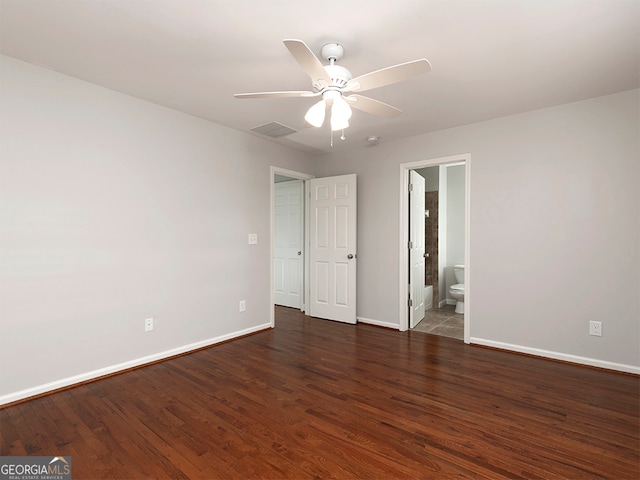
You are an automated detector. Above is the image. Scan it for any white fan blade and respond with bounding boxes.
[283,39,331,87]
[345,95,401,118]
[234,91,317,99]
[346,59,431,93]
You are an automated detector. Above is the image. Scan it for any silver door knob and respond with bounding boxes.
[424,252,430,258]
[347,254,354,259]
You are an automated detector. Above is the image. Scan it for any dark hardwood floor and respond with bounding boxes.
[1,306,638,479]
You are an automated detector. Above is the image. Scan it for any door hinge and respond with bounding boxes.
[408,240,413,249]
[408,183,413,192]
[408,298,413,307]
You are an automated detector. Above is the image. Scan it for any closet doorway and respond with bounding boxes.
[270,167,314,327]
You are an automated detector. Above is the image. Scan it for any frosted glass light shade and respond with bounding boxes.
[331,117,349,131]
[305,100,326,127]
[330,97,352,131]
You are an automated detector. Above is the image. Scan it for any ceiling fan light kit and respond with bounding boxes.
[304,100,326,127]
[234,39,431,146]
[330,96,352,131]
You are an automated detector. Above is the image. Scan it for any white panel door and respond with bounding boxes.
[274,180,303,308]
[309,174,357,324]
[409,170,426,328]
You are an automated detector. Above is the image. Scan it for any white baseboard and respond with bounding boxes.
[470,337,640,375]
[357,316,399,330]
[0,323,272,406]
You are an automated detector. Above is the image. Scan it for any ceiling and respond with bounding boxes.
[1,0,638,154]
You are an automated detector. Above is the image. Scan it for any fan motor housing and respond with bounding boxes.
[323,64,352,88]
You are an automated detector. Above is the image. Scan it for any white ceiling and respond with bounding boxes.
[1,0,638,153]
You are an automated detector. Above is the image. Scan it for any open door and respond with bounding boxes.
[274,180,304,309]
[409,170,426,328]
[308,174,357,324]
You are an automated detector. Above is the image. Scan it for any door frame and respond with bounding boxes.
[398,154,471,342]
[270,166,314,328]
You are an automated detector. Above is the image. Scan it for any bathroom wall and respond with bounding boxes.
[416,166,440,304]
[417,166,440,192]
[446,165,465,267]
[424,192,438,287]
[442,164,465,302]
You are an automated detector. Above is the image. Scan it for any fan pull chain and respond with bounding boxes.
[329,129,347,147]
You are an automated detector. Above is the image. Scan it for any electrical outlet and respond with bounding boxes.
[589,321,602,337]
[248,234,258,245]
[239,300,246,312]
[144,318,153,332]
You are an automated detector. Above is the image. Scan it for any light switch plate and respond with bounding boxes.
[248,233,258,245]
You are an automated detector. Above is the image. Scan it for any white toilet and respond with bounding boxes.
[449,265,465,314]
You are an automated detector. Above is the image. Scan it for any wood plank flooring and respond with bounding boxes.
[1,306,638,479]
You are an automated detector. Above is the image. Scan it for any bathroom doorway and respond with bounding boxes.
[399,154,470,343]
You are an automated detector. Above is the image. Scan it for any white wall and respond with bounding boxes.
[0,55,316,403]
[1,55,637,405]
[316,89,640,372]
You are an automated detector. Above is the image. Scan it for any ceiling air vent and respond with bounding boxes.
[251,122,297,138]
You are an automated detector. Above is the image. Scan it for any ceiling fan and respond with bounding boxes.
[234,39,431,136]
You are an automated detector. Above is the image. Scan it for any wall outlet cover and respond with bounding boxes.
[589,321,602,337]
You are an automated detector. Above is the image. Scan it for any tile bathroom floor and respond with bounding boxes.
[412,304,464,340]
